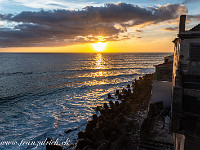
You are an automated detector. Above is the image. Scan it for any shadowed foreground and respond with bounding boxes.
[75,73,155,150]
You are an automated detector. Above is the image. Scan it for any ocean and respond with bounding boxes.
[0,53,171,149]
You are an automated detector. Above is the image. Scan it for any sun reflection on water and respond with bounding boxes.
[94,53,105,70]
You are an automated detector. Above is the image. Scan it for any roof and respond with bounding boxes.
[189,24,200,31]
[154,61,173,68]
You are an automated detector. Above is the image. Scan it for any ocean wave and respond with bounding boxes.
[0,68,143,78]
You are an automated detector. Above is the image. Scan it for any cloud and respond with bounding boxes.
[188,14,200,21]
[135,29,143,33]
[182,0,200,4]
[0,3,188,47]
[162,27,178,31]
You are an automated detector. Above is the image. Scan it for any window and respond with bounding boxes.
[190,44,200,61]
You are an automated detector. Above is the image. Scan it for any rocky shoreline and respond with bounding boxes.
[75,73,155,150]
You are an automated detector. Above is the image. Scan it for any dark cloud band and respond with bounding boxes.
[0,3,187,47]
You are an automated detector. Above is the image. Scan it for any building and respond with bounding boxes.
[151,56,173,108]
[155,58,173,82]
[171,15,200,150]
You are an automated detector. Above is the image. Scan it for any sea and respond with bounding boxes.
[0,53,171,149]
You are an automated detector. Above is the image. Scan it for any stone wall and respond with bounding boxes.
[179,38,200,75]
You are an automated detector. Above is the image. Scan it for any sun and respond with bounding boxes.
[92,42,107,52]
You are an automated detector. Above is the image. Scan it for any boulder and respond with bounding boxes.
[78,131,86,139]
[115,90,120,96]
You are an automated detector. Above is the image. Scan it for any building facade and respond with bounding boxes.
[171,15,200,150]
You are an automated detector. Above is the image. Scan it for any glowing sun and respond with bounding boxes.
[92,42,107,52]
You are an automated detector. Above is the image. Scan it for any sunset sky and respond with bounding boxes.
[0,0,200,53]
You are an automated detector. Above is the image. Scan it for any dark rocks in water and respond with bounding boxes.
[115,101,119,107]
[78,131,86,139]
[96,106,103,111]
[75,73,155,150]
[118,94,122,100]
[64,129,72,134]
[93,114,98,124]
[107,108,113,114]
[115,90,120,96]
[85,130,96,141]
[76,139,87,149]
[108,93,114,99]
[109,101,114,109]
[100,109,105,115]
[86,121,94,131]
[103,103,109,110]
[125,92,130,98]
[127,84,130,88]
[122,88,127,94]
[98,114,104,122]
[46,137,65,150]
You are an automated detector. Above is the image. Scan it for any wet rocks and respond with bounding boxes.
[78,131,86,139]
[118,94,122,100]
[109,101,115,109]
[115,90,120,96]
[103,103,109,110]
[108,94,114,99]
[64,129,73,134]
[75,73,155,150]
[46,138,65,150]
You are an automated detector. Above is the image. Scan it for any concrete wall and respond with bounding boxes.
[151,81,172,107]
[156,67,172,81]
[180,38,200,75]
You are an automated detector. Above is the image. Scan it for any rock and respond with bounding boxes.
[110,131,118,141]
[119,113,125,122]
[118,94,122,100]
[78,131,86,139]
[115,101,119,107]
[99,121,104,128]
[122,88,127,94]
[103,103,109,110]
[108,94,114,99]
[97,141,110,150]
[85,130,96,141]
[93,114,98,124]
[76,139,87,149]
[45,138,65,150]
[107,108,113,114]
[109,101,114,109]
[103,127,111,138]
[100,109,105,115]
[98,115,104,123]
[115,90,120,96]
[64,129,72,134]
[96,106,104,111]
[86,122,93,131]
[127,84,130,88]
